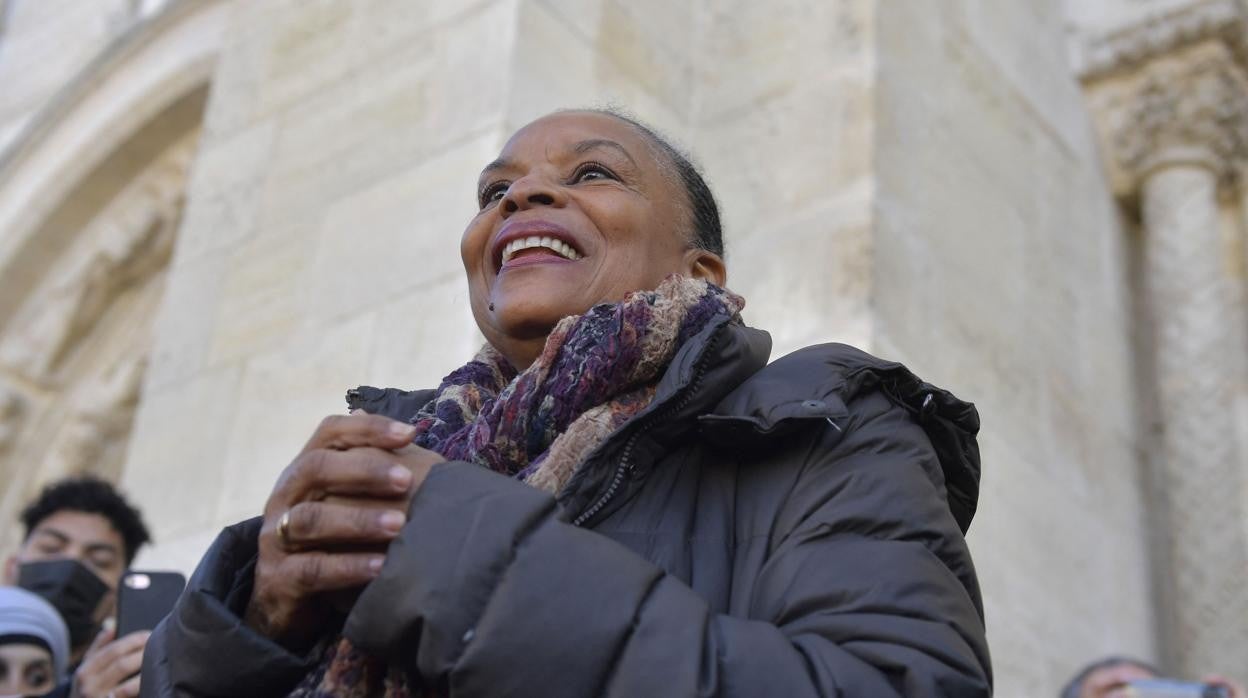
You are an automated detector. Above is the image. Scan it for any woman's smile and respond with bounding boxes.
[491,218,585,272]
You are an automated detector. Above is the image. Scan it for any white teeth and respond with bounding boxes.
[500,236,582,264]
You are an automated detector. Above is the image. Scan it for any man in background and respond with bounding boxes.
[4,476,151,698]
[1062,656,1244,698]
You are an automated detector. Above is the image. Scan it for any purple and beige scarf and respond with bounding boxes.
[288,274,744,697]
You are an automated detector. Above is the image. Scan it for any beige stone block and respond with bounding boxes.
[256,4,514,232]
[504,1,685,135]
[143,248,227,391]
[199,10,272,139]
[0,0,129,130]
[174,119,276,267]
[1063,0,1198,36]
[692,73,873,238]
[968,432,1157,697]
[529,0,695,119]
[350,0,496,67]
[696,0,873,122]
[303,133,497,323]
[729,185,873,361]
[215,313,376,524]
[255,0,361,117]
[120,363,243,541]
[208,222,318,366]
[952,1,1096,153]
[361,276,481,396]
[132,527,220,579]
[201,1,361,135]
[532,0,692,56]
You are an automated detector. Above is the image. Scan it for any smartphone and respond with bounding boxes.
[115,570,186,637]
[1126,679,1230,698]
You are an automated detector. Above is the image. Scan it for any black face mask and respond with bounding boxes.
[17,558,110,648]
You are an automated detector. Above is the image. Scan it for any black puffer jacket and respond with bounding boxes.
[141,318,991,697]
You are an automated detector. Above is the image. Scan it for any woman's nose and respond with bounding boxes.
[500,174,565,217]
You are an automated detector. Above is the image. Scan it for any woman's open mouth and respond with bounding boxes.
[501,237,582,266]
[492,220,585,272]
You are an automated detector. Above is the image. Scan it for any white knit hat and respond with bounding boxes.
[0,585,71,680]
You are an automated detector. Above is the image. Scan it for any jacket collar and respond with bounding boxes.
[344,326,982,532]
[553,316,772,520]
[700,342,983,532]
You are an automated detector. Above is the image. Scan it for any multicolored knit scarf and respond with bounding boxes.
[288,274,744,697]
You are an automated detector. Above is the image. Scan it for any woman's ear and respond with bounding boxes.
[683,248,727,287]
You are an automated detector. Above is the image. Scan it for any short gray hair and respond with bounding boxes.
[1059,656,1160,698]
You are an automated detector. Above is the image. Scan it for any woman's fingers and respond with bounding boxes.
[302,413,417,453]
[243,414,428,647]
[115,674,142,698]
[271,447,414,508]
[280,500,407,548]
[245,549,386,645]
[283,551,386,594]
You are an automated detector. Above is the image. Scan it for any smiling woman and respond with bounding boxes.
[142,109,992,697]
[463,111,727,369]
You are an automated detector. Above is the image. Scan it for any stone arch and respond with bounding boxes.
[0,0,227,545]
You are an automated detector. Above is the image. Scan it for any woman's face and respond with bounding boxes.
[0,643,56,696]
[461,111,724,370]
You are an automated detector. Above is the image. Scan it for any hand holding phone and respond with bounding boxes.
[1126,678,1231,698]
[115,570,186,637]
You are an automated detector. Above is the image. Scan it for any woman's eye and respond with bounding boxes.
[572,164,615,183]
[28,665,50,688]
[479,182,509,207]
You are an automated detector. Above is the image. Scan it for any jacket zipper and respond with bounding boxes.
[571,326,724,527]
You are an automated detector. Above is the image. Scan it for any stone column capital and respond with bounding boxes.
[1081,1,1248,196]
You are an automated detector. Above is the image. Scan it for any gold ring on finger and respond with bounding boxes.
[277,509,293,548]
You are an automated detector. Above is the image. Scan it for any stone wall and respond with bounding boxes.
[0,0,135,150]
[874,4,1156,693]
[4,0,1241,694]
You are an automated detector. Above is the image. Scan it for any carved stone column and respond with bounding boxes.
[1084,5,1248,672]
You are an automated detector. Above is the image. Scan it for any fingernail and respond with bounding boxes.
[389,465,412,490]
[368,557,385,574]
[379,510,405,533]
[389,422,416,439]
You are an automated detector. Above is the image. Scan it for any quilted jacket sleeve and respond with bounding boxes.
[139,518,314,698]
[344,387,991,697]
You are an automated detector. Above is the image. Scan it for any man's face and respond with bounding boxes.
[5,510,127,617]
[1080,662,1157,698]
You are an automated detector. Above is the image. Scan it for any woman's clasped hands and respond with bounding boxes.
[243,413,444,649]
